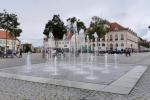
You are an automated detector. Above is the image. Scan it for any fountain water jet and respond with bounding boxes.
[75,46,89,74]
[102,53,110,74]
[114,53,118,69]
[86,54,97,80]
[51,56,59,75]
[43,54,55,72]
[24,52,32,72]
[75,30,89,74]
[93,32,98,56]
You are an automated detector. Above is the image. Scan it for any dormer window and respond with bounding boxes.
[115,43,118,47]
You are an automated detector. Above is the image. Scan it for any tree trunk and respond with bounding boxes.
[14,37,16,52]
[5,30,8,54]
[5,21,9,55]
[12,38,14,50]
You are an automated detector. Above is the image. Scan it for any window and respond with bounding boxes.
[121,43,124,47]
[115,43,118,47]
[3,41,5,44]
[110,44,113,50]
[121,34,124,40]
[98,38,101,41]
[115,34,118,40]
[8,41,10,45]
[110,35,113,41]
[102,43,105,46]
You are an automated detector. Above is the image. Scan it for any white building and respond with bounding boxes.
[97,23,139,52]
[43,23,139,53]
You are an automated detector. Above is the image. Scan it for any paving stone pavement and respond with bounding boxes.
[0,53,149,100]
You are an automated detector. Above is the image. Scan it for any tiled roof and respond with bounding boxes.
[0,30,14,39]
[109,22,127,31]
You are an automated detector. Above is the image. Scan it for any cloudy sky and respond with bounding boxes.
[0,0,150,46]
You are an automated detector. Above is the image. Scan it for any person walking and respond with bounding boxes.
[128,48,131,56]
[19,48,23,58]
[125,48,128,56]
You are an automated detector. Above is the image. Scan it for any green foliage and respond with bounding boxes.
[67,17,77,24]
[43,15,67,40]
[0,10,22,51]
[14,28,22,37]
[77,19,86,33]
[67,17,86,33]
[67,17,77,33]
[142,43,150,48]
[23,43,32,52]
[87,16,107,40]
[0,10,21,33]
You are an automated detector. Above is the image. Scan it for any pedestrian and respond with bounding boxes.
[121,49,123,54]
[125,48,128,56]
[128,48,131,56]
[19,48,23,58]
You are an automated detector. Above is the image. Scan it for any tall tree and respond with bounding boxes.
[67,17,86,54]
[87,16,108,40]
[43,15,67,40]
[0,10,21,52]
[67,17,86,34]
[77,19,86,33]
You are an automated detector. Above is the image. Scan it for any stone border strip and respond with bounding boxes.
[0,66,147,95]
[102,66,147,94]
[0,72,107,91]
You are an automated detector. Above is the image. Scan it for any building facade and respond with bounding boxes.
[97,23,139,52]
[138,37,150,52]
[0,30,20,51]
[43,22,140,52]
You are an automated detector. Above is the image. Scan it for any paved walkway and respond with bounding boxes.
[0,52,149,100]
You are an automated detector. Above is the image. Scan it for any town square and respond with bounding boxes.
[0,0,150,100]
